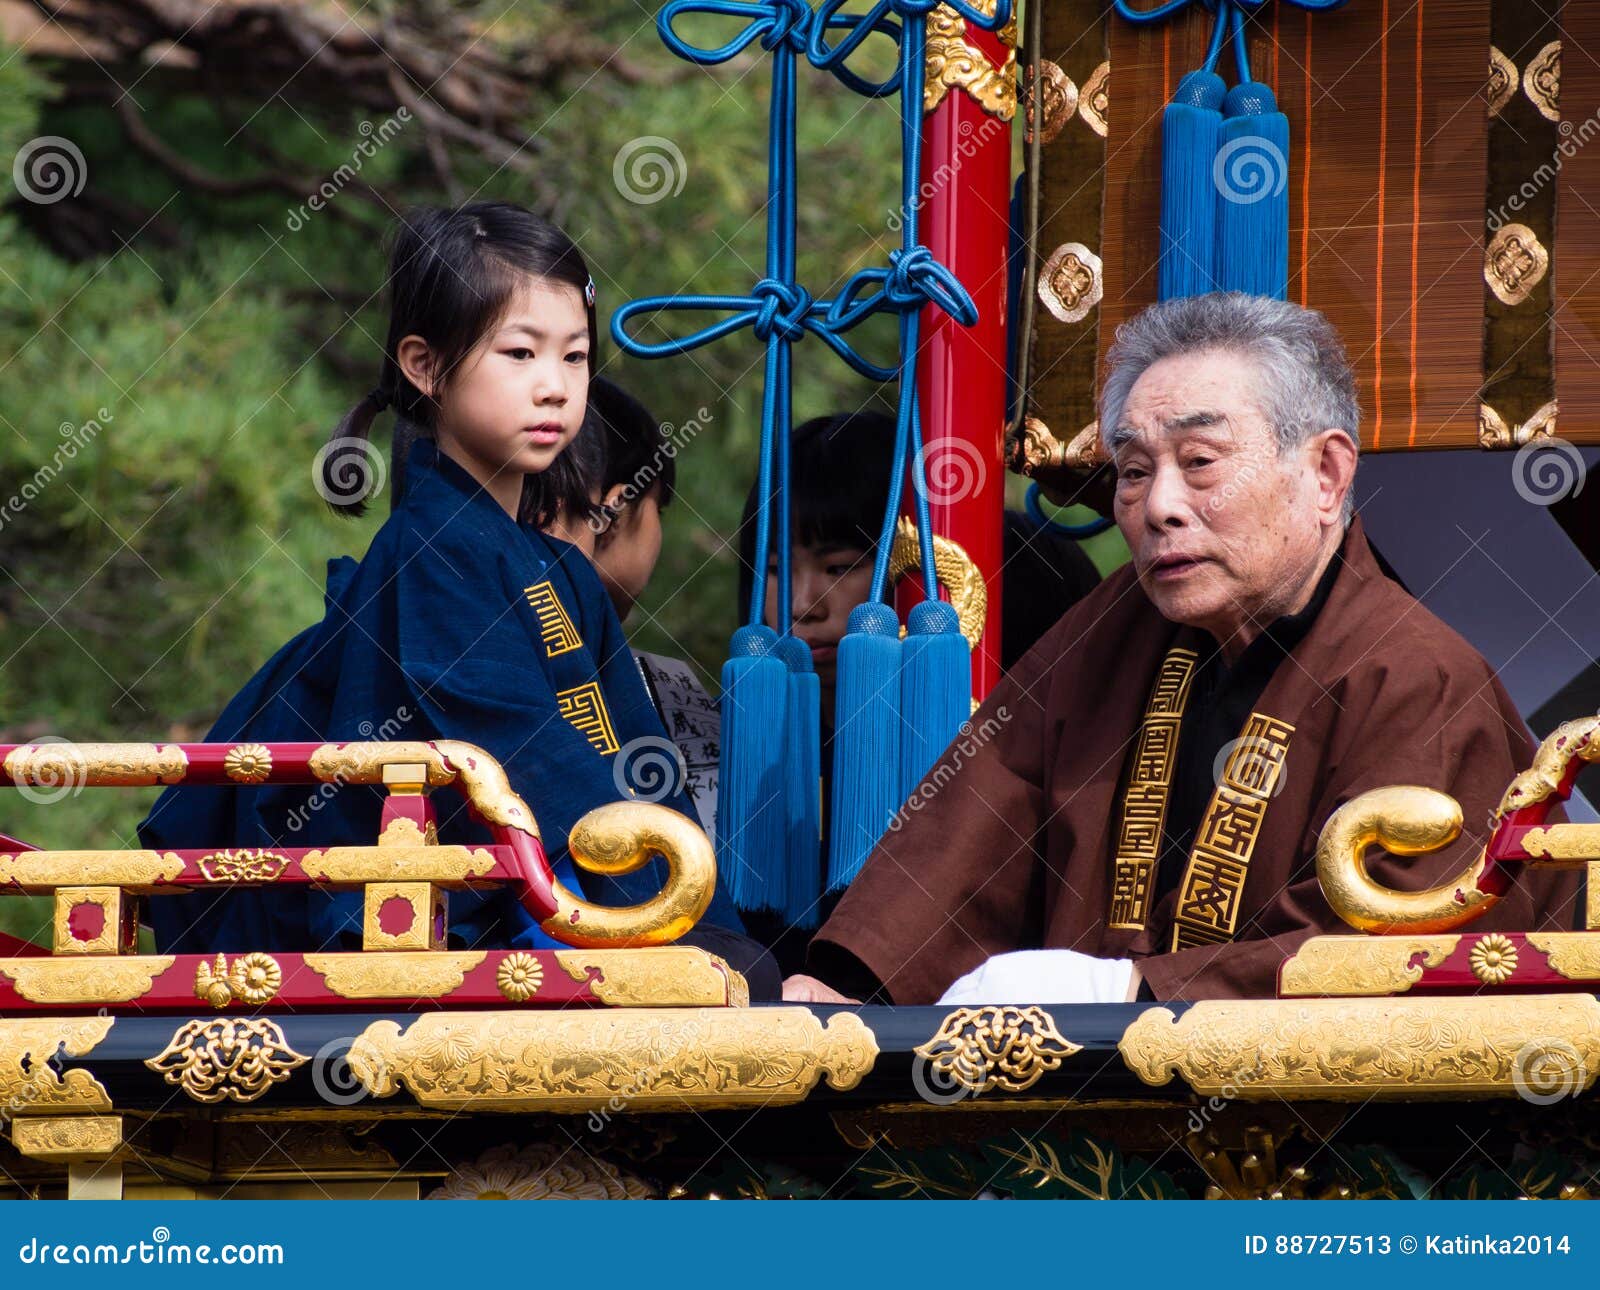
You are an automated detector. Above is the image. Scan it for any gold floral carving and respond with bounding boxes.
[1499,717,1600,815]
[0,850,184,891]
[428,1142,653,1200]
[1518,823,1600,861]
[1038,242,1103,324]
[1485,223,1549,307]
[303,951,487,999]
[886,517,987,649]
[924,5,1017,120]
[297,845,498,884]
[199,848,290,882]
[1469,933,1519,985]
[11,1115,122,1162]
[551,947,744,1007]
[346,1008,878,1112]
[305,740,541,837]
[1025,60,1076,145]
[914,1006,1082,1093]
[1079,60,1109,137]
[1478,399,1557,449]
[1524,39,1560,122]
[146,1018,308,1104]
[223,743,272,784]
[1528,933,1600,981]
[0,956,175,1004]
[1120,996,1600,1100]
[497,952,544,1002]
[0,1018,114,1113]
[194,952,283,1008]
[3,742,187,787]
[1278,936,1459,997]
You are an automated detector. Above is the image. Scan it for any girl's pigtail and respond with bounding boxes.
[319,384,391,519]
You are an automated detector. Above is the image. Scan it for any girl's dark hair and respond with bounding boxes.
[583,377,677,542]
[321,200,598,528]
[735,411,897,616]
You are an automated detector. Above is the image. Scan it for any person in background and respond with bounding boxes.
[734,410,1103,975]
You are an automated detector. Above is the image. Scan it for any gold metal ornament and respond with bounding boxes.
[146,1018,308,1104]
[223,743,273,784]
[1025,60,1076,145]
[302,952,487,999]
[1469,933,1519,985]
[924,4,1018,120]
[1484,223,1549,307]
[0,849,184,892]
[194,952,283,1008]
[551,948,742,1007]
[10,1115,122,1163]
[1121,995,1600,1100]
[1278,936,1460,997]
[297,845,497,885]
[1079,60,1110,137]
[1524,39,1560,122]
[0,1019,114,1114]
[1528,933,1600,981]
[886,517,987,649]
[1479,400,1557,449]
[1487,45,1518,117]
[1037,242,1104,324]
[3,742,187,787]
[914,1006,1082,1094]
[346,1008,878,1112]
[0,956,175,1004]
[497,952,544,1002]
[545,801,717,948]
[1498,716,1600,815]
[198,848,290,882]
[1314,785,1497,934]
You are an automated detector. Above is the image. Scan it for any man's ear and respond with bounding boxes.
[1312,428,1358,520]
[396,335,436,399]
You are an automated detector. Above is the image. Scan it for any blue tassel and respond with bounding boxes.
[1215,80,1289,299]
[1159,70,1225,301]
[774,634,822,928]
[826,601,903,892]
[898,599,970,803]
[717,623,787,914]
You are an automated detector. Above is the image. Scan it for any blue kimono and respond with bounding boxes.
[141,435,743,952]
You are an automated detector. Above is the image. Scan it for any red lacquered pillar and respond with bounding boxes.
[896,13,1014,702]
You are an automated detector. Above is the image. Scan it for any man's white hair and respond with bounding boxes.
[1099,292,1361,524]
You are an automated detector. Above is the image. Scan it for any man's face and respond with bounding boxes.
[1110,348,1335,644]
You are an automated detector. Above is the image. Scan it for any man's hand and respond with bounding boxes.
[782,973,860,1004]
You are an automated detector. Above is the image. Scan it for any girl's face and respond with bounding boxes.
[406,275,590,508]
[763,540,874,709]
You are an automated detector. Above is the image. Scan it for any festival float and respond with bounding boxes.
[3,0,1600,1201]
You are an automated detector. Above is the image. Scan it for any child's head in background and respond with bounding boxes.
[323,200,597,527]
[737,411,895,709]
[547,376,677,621]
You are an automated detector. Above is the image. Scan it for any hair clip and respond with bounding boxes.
[584,276,597,308]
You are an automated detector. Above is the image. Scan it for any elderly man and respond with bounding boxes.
[784,293,1580,1005]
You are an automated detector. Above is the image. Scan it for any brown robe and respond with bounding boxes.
[811,517,1583,1002]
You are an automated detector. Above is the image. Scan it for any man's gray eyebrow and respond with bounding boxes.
[1166,409,1225,431]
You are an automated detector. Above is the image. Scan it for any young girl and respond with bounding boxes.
[139,202,753,970]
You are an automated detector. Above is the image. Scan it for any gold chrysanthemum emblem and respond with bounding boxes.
[223,743,273,784]
[497,953,544,1003]
[1470,933,1519,985]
